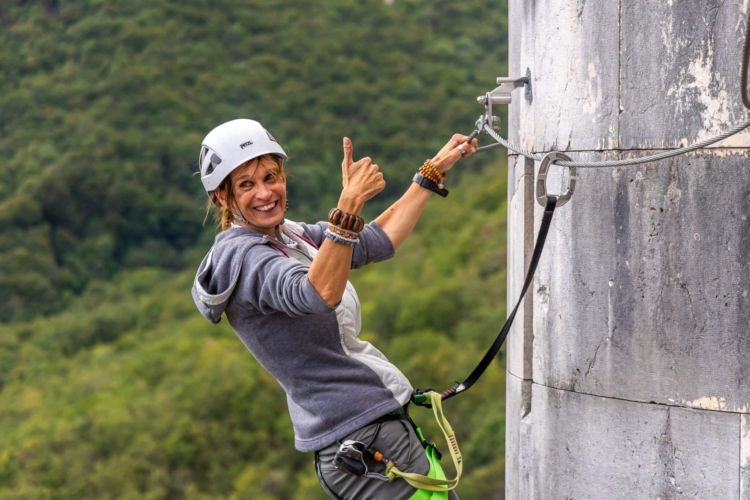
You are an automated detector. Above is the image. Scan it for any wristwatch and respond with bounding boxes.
[412,173,449,198]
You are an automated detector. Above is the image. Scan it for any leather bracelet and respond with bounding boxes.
[328,208,365,233]
[328,224,359,240]
[413,173,449,198]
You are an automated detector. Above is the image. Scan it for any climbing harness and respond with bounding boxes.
[333,433,390,482]
[365,179,563,498]
[332,392,462,493]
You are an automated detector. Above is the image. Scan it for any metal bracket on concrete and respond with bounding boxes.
[475,75,530,134]
[477,76,530,107]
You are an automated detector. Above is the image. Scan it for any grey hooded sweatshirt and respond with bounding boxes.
[192,220,413,452]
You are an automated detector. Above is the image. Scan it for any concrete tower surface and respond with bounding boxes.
[505,0,750,498]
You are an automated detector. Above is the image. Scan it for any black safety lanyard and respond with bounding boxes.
[415,195,558,403]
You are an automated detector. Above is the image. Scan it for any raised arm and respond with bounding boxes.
[307,138,385,306]
[374,134,478,250]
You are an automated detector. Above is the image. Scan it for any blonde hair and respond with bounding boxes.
[204,154,286,231]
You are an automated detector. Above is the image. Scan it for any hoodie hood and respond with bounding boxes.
[191,228,269,323]
[191,221,315,323]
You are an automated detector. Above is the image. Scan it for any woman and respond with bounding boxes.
[192,119,477,500]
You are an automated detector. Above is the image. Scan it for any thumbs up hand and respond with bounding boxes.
[341,137,354,188]
[338,137,386,214]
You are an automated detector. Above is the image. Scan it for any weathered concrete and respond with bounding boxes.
[528,385,739,499]
[508,0,620,152]
[505,372,533,499]
[532,150,750,411]
[507,154,535,381]
[506,0,750,498]
[620,0,750,149]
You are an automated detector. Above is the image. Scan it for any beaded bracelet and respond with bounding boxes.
[419,159,447,188]
[328,208,365,233]
[324,228,359,246]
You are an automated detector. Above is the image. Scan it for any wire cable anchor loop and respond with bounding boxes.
[536,152,577,208]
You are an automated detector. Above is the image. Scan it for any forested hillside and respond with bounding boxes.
[0,1,510,498]
[0,166,509,500]
[0,0,507,322]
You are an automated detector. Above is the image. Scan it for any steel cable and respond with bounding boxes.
[481,119,750,168]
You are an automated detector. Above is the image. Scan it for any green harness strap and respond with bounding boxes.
[407,438,449,500]
[385,392,462,493]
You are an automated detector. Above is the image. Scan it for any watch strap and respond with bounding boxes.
[413,173,449,198]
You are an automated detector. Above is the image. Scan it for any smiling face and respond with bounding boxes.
[216,155,287,236]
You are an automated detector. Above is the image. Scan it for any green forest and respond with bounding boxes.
[0,1,510,499]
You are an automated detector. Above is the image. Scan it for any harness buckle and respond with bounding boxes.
[411,388,435,408]
[421,439,443,461]
[536,151,577,208]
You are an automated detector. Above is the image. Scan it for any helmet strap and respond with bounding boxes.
[231,196,253,225]
[231,195,285,236]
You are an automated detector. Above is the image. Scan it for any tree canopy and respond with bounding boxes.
[0,1,510,498]
[0,165,509,500]
[0,0,507,322]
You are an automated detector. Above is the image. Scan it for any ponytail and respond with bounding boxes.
[220,206,234,231]
[203,175,235,231]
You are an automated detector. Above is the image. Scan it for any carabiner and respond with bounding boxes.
[536,151,577,208]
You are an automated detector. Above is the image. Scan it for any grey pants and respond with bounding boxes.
[315,419,459,500]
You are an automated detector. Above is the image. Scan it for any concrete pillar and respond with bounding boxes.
[505,1,750,498]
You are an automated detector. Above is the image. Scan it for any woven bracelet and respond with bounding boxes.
[324,228,359,247]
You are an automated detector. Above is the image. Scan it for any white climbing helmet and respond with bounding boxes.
[199,119,287,195]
